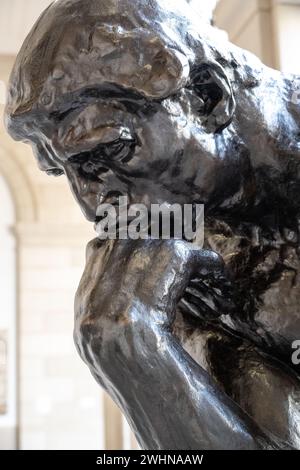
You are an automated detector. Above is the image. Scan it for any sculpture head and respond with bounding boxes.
[5,0,255,224]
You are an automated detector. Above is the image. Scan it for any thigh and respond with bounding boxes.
[174,312,300,449]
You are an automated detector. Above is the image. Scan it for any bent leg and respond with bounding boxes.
[175,312,300,449]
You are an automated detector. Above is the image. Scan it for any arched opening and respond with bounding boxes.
[0,172,17,449]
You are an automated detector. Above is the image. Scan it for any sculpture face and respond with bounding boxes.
[9,84,227,223]
[5,0,239,223]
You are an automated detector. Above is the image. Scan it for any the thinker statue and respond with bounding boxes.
[5,0,300,450]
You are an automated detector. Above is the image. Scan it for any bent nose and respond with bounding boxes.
[64,166,101,222]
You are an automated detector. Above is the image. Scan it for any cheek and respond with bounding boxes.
[126,108,223,202]
[177,134,220,199]
[128,112,218,198]
[134,110,188,164]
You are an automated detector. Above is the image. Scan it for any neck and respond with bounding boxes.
[216,63,300,234]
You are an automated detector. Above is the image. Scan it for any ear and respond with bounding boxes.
[187,61,236,133]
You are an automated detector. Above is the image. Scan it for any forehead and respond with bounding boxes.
[5,1,192,139]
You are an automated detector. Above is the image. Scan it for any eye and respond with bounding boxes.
[81,161,109,175]
[68,136,137,181]
[104,139,136,163]
[45,168,64,177]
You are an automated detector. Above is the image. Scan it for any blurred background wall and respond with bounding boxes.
[214,0,300,73]
[0,0,299,450]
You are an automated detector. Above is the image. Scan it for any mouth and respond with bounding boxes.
[93,197,204,244]
[94,193,138,238]
[94,216,140,237]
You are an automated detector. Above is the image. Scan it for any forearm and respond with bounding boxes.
[80,306,278,450]
[74,239,280,450]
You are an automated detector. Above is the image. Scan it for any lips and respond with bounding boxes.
[97,190,124,206]
[94,192,133,236]
[94,214,139,237]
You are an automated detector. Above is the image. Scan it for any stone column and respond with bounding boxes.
[214,0,300,73]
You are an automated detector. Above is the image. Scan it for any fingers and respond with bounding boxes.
[154,244,226,322]
[179,296,220,320]
[181,283,236,321]
[190,247,225,278]
[176,247,234,322]
[183,286,222,318]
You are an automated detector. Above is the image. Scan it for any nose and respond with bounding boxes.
[64,166,101,222]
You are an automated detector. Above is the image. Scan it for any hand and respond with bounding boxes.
[74,238,278,450]
[75,238,225,329]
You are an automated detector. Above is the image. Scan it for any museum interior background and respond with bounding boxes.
[0,0,300,450]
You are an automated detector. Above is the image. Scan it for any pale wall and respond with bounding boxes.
[214,0,300,74]
[214,0,276,68]
[0,55,105,449]
[16,225,104,450]
[272,3,300,74]
[0,174,16,449]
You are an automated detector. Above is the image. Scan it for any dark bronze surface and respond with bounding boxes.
[4,0,300,450]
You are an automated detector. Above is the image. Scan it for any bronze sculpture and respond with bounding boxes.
[4,0,300,450]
